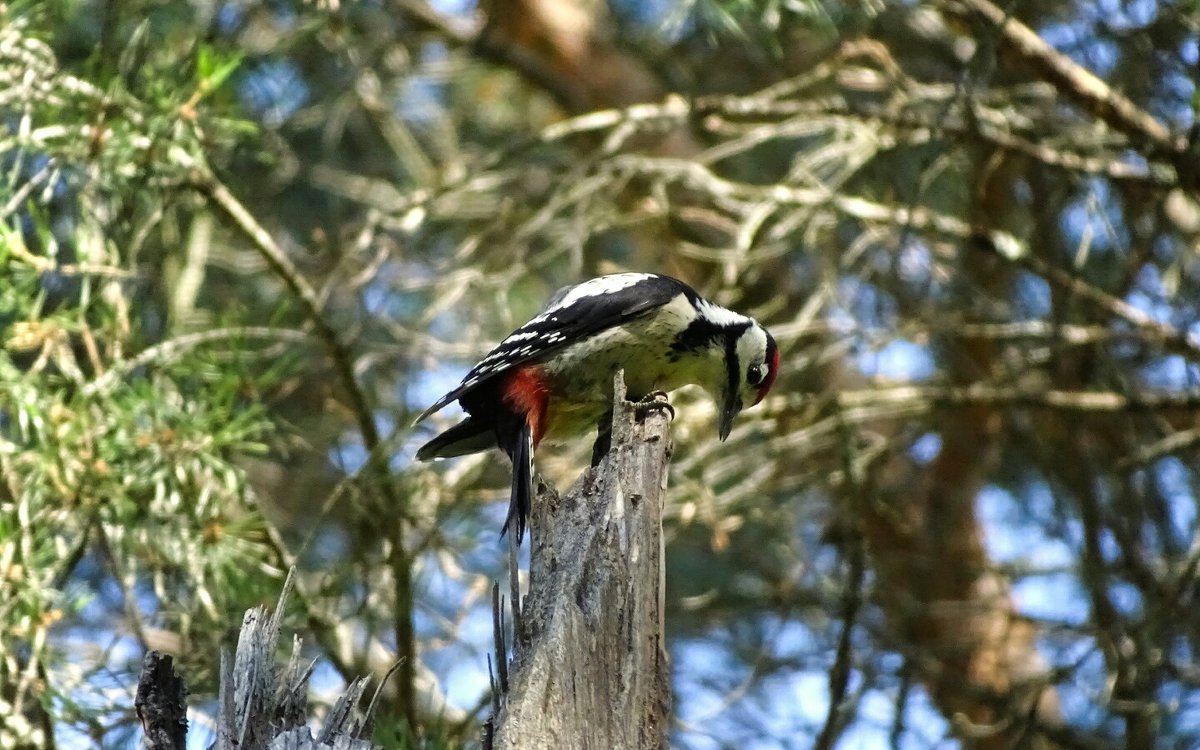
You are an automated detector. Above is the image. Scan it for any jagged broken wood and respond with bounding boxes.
[489,371,673,749]
[135,651,188,750]
[136,568,386,750]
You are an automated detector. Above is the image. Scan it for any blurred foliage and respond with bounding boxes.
[0,2,288,744]
[2,0,1200,748]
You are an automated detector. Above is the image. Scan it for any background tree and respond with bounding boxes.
[2,0,1199,748]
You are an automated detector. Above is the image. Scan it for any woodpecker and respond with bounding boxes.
[414,272,779,542]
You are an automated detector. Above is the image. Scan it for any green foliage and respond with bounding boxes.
[0,2,286,744]
[4,0,1200,747]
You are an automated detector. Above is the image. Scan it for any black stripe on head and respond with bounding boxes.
[725,331,740,399]
[671,318,723,359]
[672,316,744,362]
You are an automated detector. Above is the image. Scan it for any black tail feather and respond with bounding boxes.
[415,416,496,461]
[500,420,533,543]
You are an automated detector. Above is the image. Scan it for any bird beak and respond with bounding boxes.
[719,391,741,441]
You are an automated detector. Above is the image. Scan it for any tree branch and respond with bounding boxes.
[834,385,1200,415]
[190,169,418,728]
[387,0,586,111]
[943,0,1182,157]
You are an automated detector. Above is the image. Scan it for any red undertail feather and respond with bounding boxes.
[502,365,550,445]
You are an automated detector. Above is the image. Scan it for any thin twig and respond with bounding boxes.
[603,154,1026,254]
[815,415,869,750]
[81,327,309,396]
[830,385,1200,414]
[190,174,385,470]
[943,0,1182,156]
[987,245,1200,358]
[190,168,418,725]
[0,160,54,220]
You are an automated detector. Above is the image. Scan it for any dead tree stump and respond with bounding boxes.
[491,372,673,749]
[136,569,384,750]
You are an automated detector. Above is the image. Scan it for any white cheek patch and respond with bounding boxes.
[736,326,769,391]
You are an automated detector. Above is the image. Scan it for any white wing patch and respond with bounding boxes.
[502,330,538,341]
[535,273,656,320]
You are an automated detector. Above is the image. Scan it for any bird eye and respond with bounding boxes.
[747,364,764,386]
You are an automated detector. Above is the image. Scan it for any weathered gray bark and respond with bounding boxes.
[137,569,384,750]
[492,373,673,749]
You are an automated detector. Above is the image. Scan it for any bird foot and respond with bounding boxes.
[634,391,675,421]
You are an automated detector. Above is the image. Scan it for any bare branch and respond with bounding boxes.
[190,168,419,727]
[831,385,1200,415]
[943,0,1182,157]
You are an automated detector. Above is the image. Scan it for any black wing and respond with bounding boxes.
[414,273,693,422]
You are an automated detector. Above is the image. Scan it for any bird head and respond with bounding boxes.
[718,322,779,441]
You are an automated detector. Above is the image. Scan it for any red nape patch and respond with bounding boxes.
[754,344,780,405]
[502,366,550,445]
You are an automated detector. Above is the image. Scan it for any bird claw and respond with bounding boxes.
[634,391,675,421]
